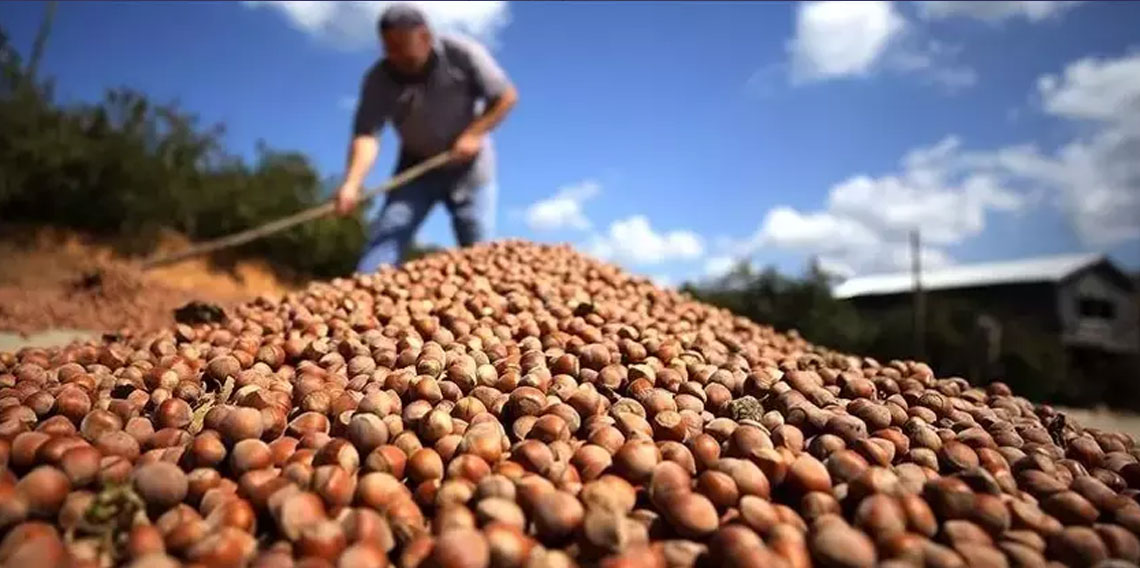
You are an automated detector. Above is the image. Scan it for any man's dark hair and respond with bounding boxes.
[378,4,428,33]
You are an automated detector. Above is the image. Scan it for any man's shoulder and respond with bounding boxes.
[363,59,387,82]
[360,59,394,92]
[439,33,490,61]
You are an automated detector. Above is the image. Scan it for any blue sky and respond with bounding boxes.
[2,1,1138,286]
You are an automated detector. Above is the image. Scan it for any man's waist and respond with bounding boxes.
[396,141,493,172]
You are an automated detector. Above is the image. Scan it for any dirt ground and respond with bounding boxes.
[0,329,100,352]
[0,226,295,337]
[1055,406,1140,441]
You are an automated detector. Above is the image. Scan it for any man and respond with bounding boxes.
[334,4,518,272]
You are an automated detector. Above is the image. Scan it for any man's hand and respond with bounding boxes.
[334,183,361,216]
[451,131,484,162]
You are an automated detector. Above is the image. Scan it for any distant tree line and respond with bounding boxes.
[683,260,1140,411]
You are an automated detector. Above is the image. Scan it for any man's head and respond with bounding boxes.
[378,4,433,75]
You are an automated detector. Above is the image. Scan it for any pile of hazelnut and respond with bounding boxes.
[1,241,1137,567]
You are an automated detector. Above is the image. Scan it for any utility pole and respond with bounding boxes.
[911,229,926,360]
[26,0,58,84]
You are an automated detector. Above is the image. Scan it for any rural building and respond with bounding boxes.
[833,253,1139,355]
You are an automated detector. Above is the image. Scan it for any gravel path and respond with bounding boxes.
[0,329,101,352]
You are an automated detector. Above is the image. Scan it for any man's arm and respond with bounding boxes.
[335,135,380,216]
[450,35,519,161]
[335,67,387,216]
[452,86,518,161]
[466,85,519,137]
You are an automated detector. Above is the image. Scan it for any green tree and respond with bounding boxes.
[684,258,866,352]
[0,26,366,279]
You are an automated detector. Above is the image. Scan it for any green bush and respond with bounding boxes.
[682,259,867,352]
[0,28,365,279]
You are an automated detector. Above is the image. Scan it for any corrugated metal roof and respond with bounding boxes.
[832,252,1105,299]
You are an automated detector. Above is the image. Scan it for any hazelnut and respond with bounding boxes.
[16,466,70,518]
[531,490,584,544]
[133,462,188,510]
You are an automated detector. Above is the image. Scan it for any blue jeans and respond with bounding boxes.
[357,172,496,273]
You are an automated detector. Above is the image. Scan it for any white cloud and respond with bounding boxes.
[712,235,739,253]
[990,52,1140,246]
[738,52,1140,276]
[915,1,1084,23]
[984,128,1140,246]
[588,216,704,266]
[650,274,675,289]
[703,256,738,279]
[814,256,857,280]
[785,1,1083,90]
[735,135,1032,275]
[244,1,510,49]
[1037,53,1140,124]
[757,207,880,252]
[886,37,981,92]
[787,3,975,92]
[881,242,955,271]
[1049,129,1140,245]
[524,181,600,232]
[745,63,785,98]
[818,242,954,278]
[925,65,979,91]
[789,1,905,82]
[828,139,1025,245]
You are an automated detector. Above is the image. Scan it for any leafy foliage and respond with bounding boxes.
[0,29,365,279]
[682,259,866,352]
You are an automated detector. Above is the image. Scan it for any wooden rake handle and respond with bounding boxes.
[140,152,454,269]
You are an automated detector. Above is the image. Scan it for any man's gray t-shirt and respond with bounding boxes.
[352,33,511,190]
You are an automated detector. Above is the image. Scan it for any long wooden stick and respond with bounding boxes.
[140,152,453,269]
